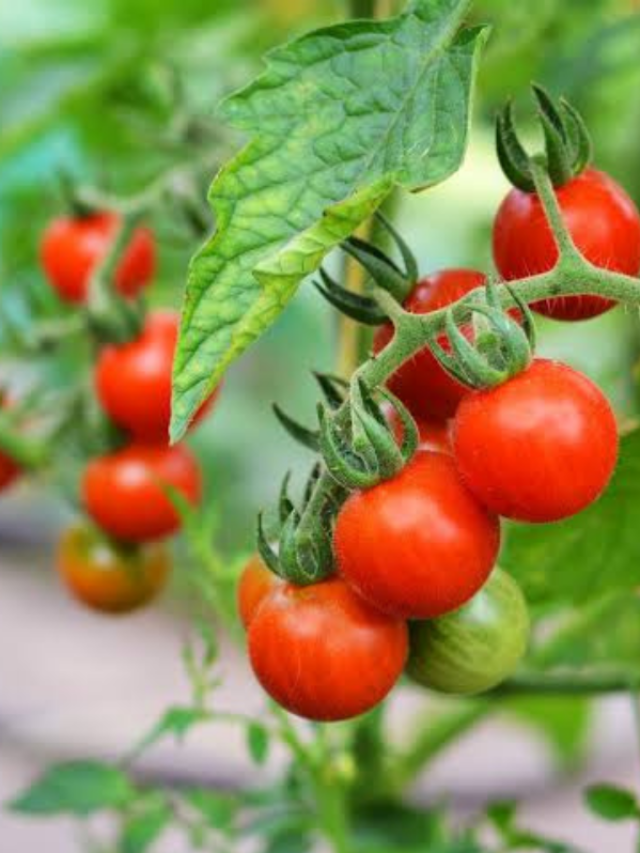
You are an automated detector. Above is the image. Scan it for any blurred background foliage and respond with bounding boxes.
[2,0,640,559]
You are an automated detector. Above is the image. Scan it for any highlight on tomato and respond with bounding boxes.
[334,450,500,620]
[82,443,202,543]
[248,576,408,722]
[41,211,156,304]
[57,522,170,614]
[407,568,529,695]
[95,311,219,443]
[453,359,618,523]
[373,269,486,421]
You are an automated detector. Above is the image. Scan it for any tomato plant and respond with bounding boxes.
[82,443,202,542]
[8,2,640,852]
[57,523,170,614]
[248,576,408,721]
[453,359,618,522]
[334,451,500,618]
[41,212,156,304]
[407,568,530,695]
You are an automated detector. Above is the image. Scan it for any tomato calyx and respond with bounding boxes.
[272,372,349,453]
[497,85,593,192]
[257,464,339,586]
[314,213,417,324]
[319,379,418,490]
[431,280,536,390]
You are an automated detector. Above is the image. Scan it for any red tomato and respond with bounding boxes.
[373,269,485,420]
[237,555,279,629]
[453,359,618,522]
[57,523,170,614]
[82,443,202,543]
[41,212,155,304]
[334,451,500,619]
[385,405,452,454]
[493,168,640,320]
[248,577,407,721]
[95,311,219,442]
[0,453,19,492]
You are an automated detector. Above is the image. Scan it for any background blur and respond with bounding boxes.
[3,0,640,849]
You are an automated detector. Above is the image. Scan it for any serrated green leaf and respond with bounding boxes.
[585,784,640,822]
[170,0,488,440]
[247,721,270,765]
[10,761,134,816]
[120,800,171,853]
[502,428,640,605]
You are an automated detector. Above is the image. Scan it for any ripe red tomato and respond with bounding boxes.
[57,523,170,614]
[41,212,155,304]
[248,577,407,721]
[237,555,278,629]
[373,269,485,420]
[493,168,640,320]
[95,311,219,442]
[82,443,202,543]
[407,568,529,695]
[0,445,19,491]
[334,451,500,619]
[453,359,618,522]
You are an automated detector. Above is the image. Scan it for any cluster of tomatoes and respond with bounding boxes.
[37,211,218,613]
[238,163,637,722]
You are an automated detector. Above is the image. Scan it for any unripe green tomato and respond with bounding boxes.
[406,568,529,695]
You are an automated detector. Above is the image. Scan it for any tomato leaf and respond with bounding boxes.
[133,706,212,755]
[185,789,237,833]
[170,0,488,440]
[246,721,270,765]
[120,799,171,853]
[584,784,640,822]
[10,761,134,816]
[501,428,640,605]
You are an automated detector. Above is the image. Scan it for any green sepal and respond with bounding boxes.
[313,372,349,410]
[532,84,573,187]
[375,211,419,283]
[314,268,387,326]
[342,236,412,303]
[496,101,534,192]
[318,404,381,490]
[560,98,593,176]
[272,404,319,451]
[278,471,295,526]
[256,512,285,579]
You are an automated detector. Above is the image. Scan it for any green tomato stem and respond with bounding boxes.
[495,670,640,696]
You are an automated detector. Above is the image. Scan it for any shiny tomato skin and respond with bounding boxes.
[248,577,408,721]
[95,311,219,442]
[57,523,170,614]
[407,568,529,695]
[493,168,640,320]
[334,451,500,620]
[453,359,618,522]
[373,270,485,420]
[41,213,155,304]
[82,443,202,543]
[237,555,279,629]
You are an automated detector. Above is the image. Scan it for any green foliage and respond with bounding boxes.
[584,784,640,823]
[170,0,488,439]
[247,721,271,765]
[504,696,591,769]
[501,428,640,605]
[10,761,134,816]
[486,800,587,852]
[119,798,172,853]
